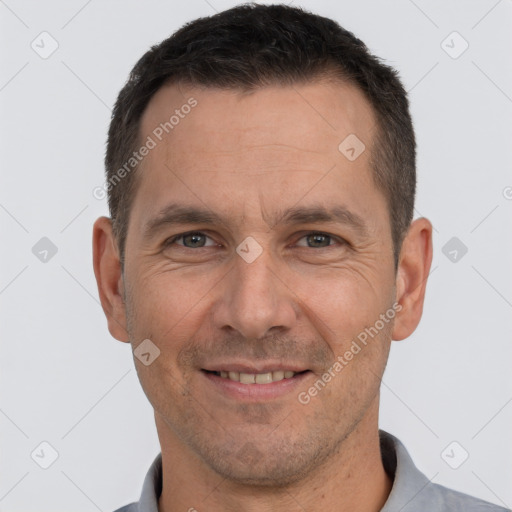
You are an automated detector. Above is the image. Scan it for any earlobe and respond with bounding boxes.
[392,217,433,341]
[92,216,130,342]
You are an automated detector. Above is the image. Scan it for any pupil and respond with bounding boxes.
[185,233,205,247]
[309,234,329,247]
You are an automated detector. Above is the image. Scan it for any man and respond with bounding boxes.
[92,4,507,511]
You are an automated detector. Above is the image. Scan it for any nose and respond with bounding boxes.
[211,247,298,340]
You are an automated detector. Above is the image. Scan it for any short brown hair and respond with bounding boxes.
[105,3,416,268]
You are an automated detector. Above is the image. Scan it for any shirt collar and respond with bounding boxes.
[379,430,433,511]
[136,450,162,512]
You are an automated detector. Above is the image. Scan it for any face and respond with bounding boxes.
[96,79,425,486]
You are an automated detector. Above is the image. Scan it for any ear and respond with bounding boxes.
[92,216,130,342]
[392,217,433,341]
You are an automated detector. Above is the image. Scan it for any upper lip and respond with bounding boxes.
[202,362,309,374]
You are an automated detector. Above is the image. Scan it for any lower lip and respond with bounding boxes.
[202,370,312,401]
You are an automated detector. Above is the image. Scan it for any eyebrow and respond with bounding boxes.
[143,202,368,239]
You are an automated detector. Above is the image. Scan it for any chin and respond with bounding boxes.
[196,436,331,488]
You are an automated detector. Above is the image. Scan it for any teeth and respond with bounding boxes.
[255,372,272,384]
[215,370,298,384]
[273,370,285,381]
[240,372,256,384]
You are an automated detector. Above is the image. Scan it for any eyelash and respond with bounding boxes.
[164,231,345,250]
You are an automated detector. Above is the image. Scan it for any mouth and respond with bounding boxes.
[201,366,312,401]
[204,369,307,384]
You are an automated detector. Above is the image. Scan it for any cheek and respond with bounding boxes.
[130,265,220,337]
[126,269,212,413]
[290,266,390,345]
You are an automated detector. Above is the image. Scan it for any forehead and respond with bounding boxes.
[140,79,376,160]
[130,79,383,235]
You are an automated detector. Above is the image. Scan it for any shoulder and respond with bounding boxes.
[111,503,137,512]
[379,431,509,512]
[417,480,509,512]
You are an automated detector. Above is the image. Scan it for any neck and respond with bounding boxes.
[156,405,392,512]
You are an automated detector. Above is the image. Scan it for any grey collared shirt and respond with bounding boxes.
[113,430,509,512]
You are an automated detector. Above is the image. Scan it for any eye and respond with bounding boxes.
[165,231,217,249]
[164,231,345,251]
[296,232,342,248]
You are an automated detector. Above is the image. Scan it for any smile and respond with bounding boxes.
[202,368,311,400]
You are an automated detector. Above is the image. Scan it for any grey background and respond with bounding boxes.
[1,0,511,510]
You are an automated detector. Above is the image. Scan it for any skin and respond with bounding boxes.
[93,79,432,512]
